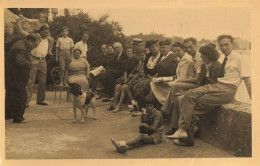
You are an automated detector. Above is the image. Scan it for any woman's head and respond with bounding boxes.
[73,49,82,59]
[199,43,219,63]
[38,12,47,23]
[172,42,185,58]
[107,45,114,53]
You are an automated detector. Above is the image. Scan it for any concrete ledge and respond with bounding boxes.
[198,100,251,157]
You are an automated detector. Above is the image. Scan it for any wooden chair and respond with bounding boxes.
[51,67,71,104]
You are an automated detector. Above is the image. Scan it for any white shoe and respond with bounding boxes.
[127,105,134,109]
[167,129,188,139]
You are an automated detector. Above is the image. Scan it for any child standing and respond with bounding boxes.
[55,26,74,86]
[111,96,163,153]
[16,12,54,55]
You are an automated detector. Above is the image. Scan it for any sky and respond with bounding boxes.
[80,8,251,41]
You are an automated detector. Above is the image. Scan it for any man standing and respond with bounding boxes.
[5,33,40,123]
[24,25,50,107]
[169,35,251,146]
[74,31,89,58]
[132,38,143,56]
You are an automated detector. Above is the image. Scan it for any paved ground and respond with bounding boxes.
[5,91,234,159]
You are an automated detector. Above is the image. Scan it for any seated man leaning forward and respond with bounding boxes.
[161,37,203,120]
[167,34,251,146]
[166,43,222,136]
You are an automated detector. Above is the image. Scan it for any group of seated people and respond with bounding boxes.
[101,35,251,152]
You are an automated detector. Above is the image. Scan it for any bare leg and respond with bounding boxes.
[59,70,65,86]
[113,86,126,112]
[112,84,122,106]
[126,133,153,146]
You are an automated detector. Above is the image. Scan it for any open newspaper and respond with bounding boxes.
[152,76,174,82]
[90,66,105,77]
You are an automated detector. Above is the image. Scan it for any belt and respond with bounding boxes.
[31,55,45,60]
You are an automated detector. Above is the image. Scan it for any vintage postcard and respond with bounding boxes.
[0,0,259,166]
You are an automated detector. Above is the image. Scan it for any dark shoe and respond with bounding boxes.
[173,139,191,146]
[106,105,115,111]
[13,118,26,123]
[102,98,112,102]
[178,129,195,146]
[165,128,177,135]
[37,101,48,106]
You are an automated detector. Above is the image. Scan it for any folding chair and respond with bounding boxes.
[51,67,71,104]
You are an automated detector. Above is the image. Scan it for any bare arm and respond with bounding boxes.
[55,47,59,62]
[16,18,30,38]
[18,15,38,23]
[243,77,251,99]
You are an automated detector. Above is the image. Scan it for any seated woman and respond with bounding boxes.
[111,95,163,153]
[107,47,139,113]
[166,43,222,138]
[130,40,162,114]
[68,49,90,92]
[148,42,195,108]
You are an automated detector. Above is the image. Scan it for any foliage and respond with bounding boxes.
[49,9,126,67]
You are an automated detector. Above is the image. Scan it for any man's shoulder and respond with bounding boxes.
[11,40,27,51]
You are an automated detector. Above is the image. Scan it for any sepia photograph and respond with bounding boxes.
[1,0,259,165]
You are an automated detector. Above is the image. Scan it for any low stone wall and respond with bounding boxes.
[198,100,251,157]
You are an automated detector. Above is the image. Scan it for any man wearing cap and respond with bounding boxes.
[132,38,143,56]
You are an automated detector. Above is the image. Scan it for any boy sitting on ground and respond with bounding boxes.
[111,95,163,153]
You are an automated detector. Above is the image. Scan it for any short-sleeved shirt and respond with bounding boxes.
[31,38,48,58]
[140,109,163,134]
[74,40,88,58]
[192,51,203,74]
[217,51,250,87]
[56,37,74,50]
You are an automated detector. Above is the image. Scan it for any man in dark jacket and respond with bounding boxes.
[5,33,40,123]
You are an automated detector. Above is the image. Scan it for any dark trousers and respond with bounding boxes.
[5,86,27,121]
[104,71,123,96]
[88,74,99,92]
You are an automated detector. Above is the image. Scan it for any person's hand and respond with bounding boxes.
[139,123,149,128]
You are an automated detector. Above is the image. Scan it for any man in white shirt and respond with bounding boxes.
[20,25,50,107]
[74,31,89,58]
[169,35,251,146]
